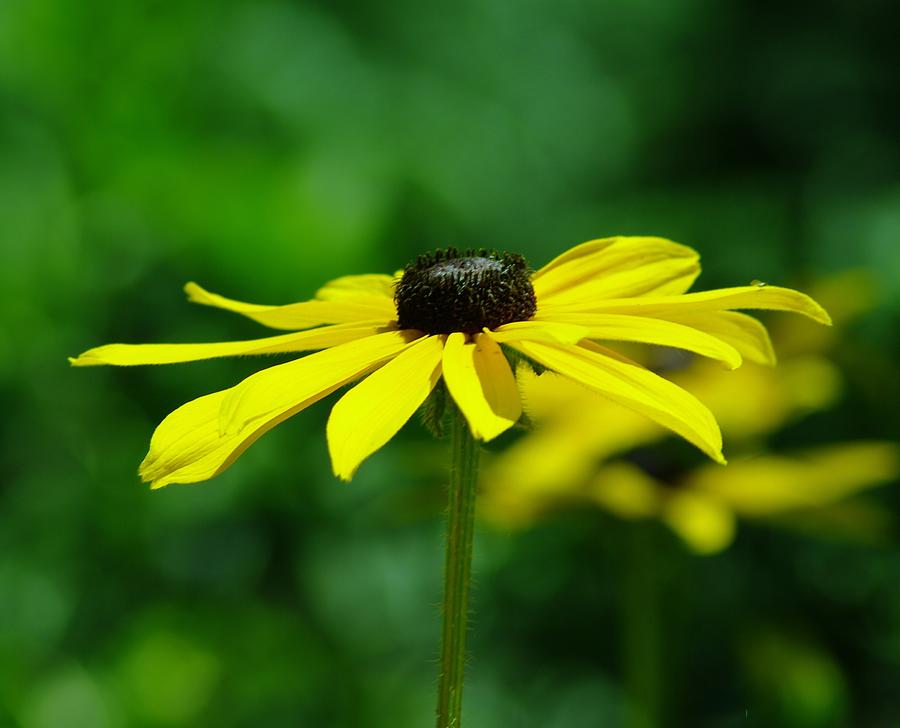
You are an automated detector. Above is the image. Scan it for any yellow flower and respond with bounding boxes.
[586,442,899,554]
[72,237,829,487]
[480,272,898,554]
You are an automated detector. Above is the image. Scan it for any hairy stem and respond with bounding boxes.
[436,407,480,728]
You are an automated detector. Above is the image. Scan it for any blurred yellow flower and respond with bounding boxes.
[586,442,898,554]
[72,237,828,487]
[481,272,898,553]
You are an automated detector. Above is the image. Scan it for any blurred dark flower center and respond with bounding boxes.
[394,248,536,334]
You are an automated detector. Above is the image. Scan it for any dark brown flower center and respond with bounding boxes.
[394,248,537,335]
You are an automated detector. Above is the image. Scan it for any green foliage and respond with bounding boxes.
[1,0,899,726]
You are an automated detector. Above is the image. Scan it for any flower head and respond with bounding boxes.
[72,236,831,487]
[395,248,536,334]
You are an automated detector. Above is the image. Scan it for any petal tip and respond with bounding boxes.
[184,281,204,301]
[140,460,170,489]
[331,463,356,482]
[69,352,102,367]
[774,286,833,326]
[328,425,362,480]
[138,449,159,477]
[471,425,501,443]
[327,432,359,483]
[801,294,833,326]
[138,463,153,482]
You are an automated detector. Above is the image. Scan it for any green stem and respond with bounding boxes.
[623,524,662,728]
[436,407,480,728]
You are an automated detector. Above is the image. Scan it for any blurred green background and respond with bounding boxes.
[2,0,900,726]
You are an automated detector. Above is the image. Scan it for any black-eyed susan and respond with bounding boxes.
[73,236,834,728]
[72,237,830,488]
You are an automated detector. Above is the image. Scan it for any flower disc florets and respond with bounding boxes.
[395,248,537,335]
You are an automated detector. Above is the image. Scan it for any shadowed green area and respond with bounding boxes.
[1,0,899,725]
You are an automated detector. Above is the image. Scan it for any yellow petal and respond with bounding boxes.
[315,273,398,301]
[668,356,841,441]
[487,320,589,345]
[588,462,666,519]
[480,419,610,526]
[139,332,420,488]
[69,322,394,366]
[535,312,743,369]
[516,369,664,453]
[686,442,900,515]
[767,270,875,358]
[778,357,842,411]
[532,236,701,305]
[139,389,282,488]
[327,335,444,480]
[531,237,620,278]
[540,285,832,325]
[655,311,776,365]
[442,333,521,441]
[508,339,725,463]
[479,371,664,527]
[514,367,593,420]
[662,491,736,555]
[219,330,422,436]
[185,281,396,330]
